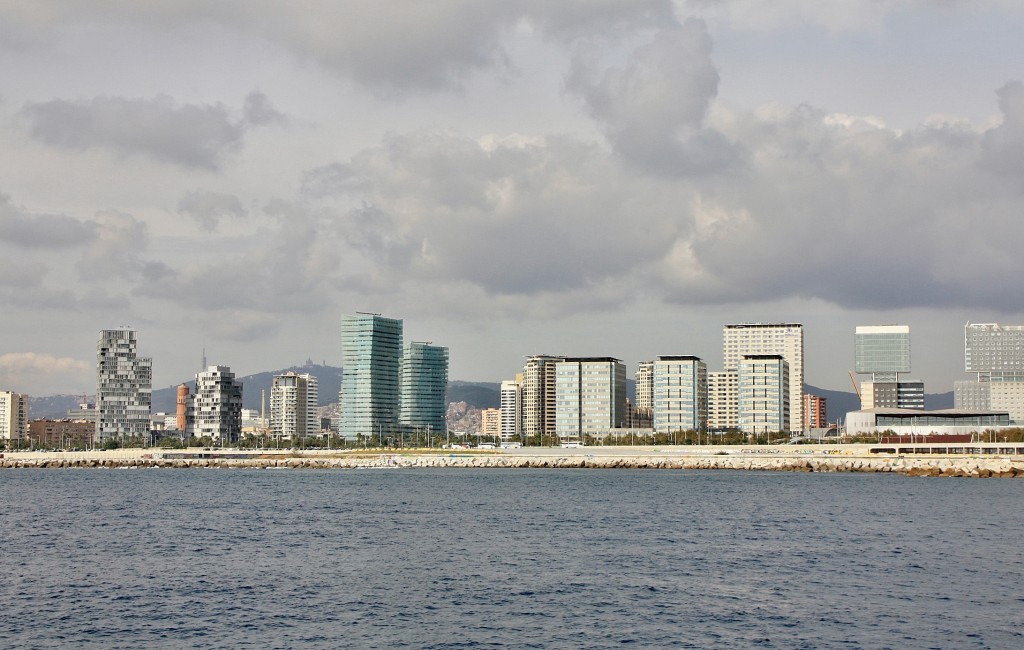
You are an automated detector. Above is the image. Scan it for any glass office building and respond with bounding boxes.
[340,313,403,440]
[399,341,449,435]
[855,325,911,380]
[652,356,708,434]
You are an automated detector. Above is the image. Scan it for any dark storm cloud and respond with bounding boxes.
[21,92,283,170]
[0,193,95,248]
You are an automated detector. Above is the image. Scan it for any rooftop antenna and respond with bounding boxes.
[201,347,207,371]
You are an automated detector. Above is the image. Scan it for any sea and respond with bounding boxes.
[1,468,1022,649]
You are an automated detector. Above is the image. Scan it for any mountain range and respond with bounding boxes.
[29,363,951,424]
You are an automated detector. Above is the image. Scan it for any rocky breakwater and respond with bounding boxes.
[2,452,1024,477]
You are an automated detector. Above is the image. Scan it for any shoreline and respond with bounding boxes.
[3,446,1024,477]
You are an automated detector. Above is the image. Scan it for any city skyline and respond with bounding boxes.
[3,3,1024,396]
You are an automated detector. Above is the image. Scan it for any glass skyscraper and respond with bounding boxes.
[855,325,911,380]
[399,342,449,435]
[340,313,403,440]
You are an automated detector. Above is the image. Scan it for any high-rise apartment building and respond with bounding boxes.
[635,361,654,411]
[399,341,449,436]
[95,328,152,444]
[499,376,523,442]
[340,313,403,439]
[708,370,737,430]
[723,323,803,431]
[189,365,243,445]
[803,394,827,430]
[271,372,319,441]
[652,356,707,434]
[0,391,28,444]
[522,355,561,443]
[554,357,627,442]
[956,322,1024,420]
[480,408,501,439]
[738,355,789,437]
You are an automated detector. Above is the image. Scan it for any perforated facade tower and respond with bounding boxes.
[95,328,152,444]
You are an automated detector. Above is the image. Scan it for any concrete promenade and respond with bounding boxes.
[3,445,1024,477]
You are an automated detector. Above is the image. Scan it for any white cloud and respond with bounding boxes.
[0,352,91,395]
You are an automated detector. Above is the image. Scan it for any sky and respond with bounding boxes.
[2,0,1024,397]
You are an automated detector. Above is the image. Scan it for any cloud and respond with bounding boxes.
[0,1,674,92]
[284,75,1024,319]
[980,81,1024,179]
[177,190,247,231]
[567,20,738,175]
[0,352,92,395]
[76,210,174,282]
[0,193,96,248]
[21,92,283,170]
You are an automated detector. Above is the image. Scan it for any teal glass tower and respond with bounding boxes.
[340,313,403,440]
[399,342,449,435]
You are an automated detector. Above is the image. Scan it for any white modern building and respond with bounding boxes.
[956,322,1024,421]
[95,328,152,444]
[723,323,803,431]
[855,325,923,409]
[189,365,243,445]
[738,355,790,437]
[522,355,561,443]
[708,370,738,430]
[554,357,627,442]
[0,391,28,444]
[271,372,319,441]
[499,376,522,443]
[652,356,708,434]
[635,360,654,411]
[846,408,1011,437]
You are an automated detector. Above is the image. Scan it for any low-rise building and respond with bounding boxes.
[28,419,94,448]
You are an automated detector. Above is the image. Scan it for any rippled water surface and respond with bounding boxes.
[1,469,1022,648]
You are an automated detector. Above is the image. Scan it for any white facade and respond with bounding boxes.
[0,391,29,442]
[635,361,654,411]
[652,356,707,434]
[708,370,738,430]
[957,323,1024,422]
[724,323,803,431]
[738,355,790,436]
[499,377,522,442]
[271,372,319,441]
[95,328,152,444]
[522,355,560,442]
[189,365,243,445]
[554,357,627,441]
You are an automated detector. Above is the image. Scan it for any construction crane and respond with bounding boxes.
[848,370,861,400]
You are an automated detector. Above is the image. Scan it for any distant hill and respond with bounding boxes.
[447,380,500,409]
[151,363,342,413]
